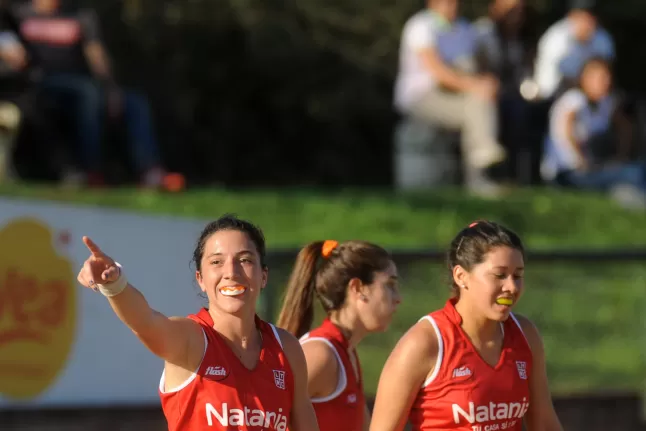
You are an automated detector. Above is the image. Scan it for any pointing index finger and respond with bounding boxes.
[83,236,104,257]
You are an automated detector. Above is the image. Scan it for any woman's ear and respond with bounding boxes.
[452,265,469,289]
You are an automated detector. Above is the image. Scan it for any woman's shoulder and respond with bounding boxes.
[391,318,441,368]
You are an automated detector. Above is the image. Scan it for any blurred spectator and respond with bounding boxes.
[0,6,66,184]
[394,0,506,196]
[540,58,644,209]
[0,12,20,183]
[0,0,181,189]
[0,97,20,182]
[474,0,533,181]
[533,0,614,101]
[474,0,527,91]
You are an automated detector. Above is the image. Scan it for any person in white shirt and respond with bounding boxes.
[541,57,644,206]
[394,0,506,195]
[533,0,614,100]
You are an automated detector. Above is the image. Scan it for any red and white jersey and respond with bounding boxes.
[300,318,365,431]
[159,309,294,431]
[409,299,532,431]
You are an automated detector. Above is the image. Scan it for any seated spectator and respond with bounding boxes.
[394,0,506,196]
[474,0,532,181]
[541,58,645,208]
[0,0,182,190]
[533,0,614,101]
[474,0,527,88]
[0,98,19,182]
[0,21,68,183]
[0,28,21,182]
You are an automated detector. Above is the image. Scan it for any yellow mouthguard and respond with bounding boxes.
[496,298,513,306]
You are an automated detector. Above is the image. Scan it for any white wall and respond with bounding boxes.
[0,197,210,408]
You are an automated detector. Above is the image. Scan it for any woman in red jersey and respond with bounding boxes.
[276,240,401,431]
[370,221,564,431]
[76,214,319,431]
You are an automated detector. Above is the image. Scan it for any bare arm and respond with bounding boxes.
[370,322,437,431]
[301,340,339,398]
[278,329,320,431]
[0,32,27,70]
[84,41,114,82]
[417,47,477,93]
[515,315,563,431]
[562,109,588,169]
[77,10,116,84]
[303,340,372,430]
[107,285,203,367]
[77,237,203,371]
[405,18,481,94]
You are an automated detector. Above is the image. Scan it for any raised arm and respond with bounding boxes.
[370,321,438,431]
[77,236,204,370]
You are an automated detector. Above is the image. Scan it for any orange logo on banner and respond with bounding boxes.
[0,218,76,400]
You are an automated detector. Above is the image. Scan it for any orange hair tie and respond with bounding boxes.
[321,240,339,258]
[469,222,479,228]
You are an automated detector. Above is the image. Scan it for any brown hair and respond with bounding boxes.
[192,214,267,272]
[447,220,525,298]
[276,240,392,338]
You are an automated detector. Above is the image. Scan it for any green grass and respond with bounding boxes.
[1,183,644,395]
[1,183,645,248]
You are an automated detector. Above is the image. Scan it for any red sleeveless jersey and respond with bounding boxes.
[159,309,294,431]
[409,299,532,431]
[300,318,365,431]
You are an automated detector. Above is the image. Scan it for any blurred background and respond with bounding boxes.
[0,0,644,429]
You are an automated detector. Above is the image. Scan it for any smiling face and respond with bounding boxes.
[195,229,267,316]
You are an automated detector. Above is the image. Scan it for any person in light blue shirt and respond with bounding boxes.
[533,0,614,100]
[541,57,644,209]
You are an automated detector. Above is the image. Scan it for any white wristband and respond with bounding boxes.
[96,262,128,297]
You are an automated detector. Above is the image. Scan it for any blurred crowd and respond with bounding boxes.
[0,0,644,208]
[0,0,183,191]
[395,0,646,208]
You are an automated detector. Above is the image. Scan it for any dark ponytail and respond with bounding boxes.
[276,241,324,338]
[277,240,392,339]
